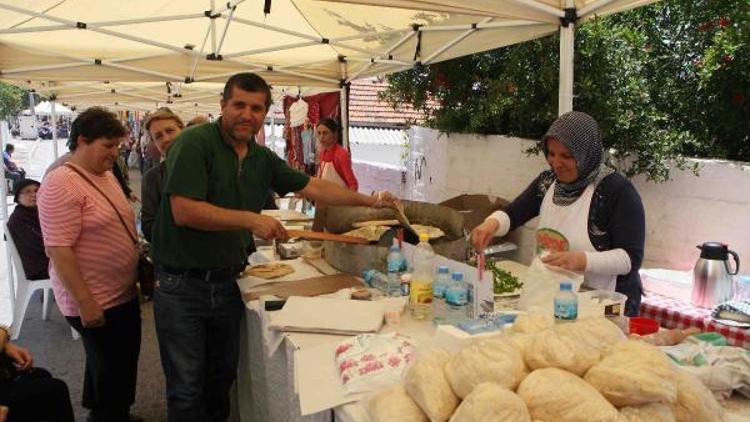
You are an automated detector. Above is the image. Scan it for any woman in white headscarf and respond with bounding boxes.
[471,111,645,316]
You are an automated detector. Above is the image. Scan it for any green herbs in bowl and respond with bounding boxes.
[486,260,523,295]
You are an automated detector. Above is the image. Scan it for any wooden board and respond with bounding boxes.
[242,274,365,301]
[302,257,340,276]
[262,209,314,221]
[287,230,370,245]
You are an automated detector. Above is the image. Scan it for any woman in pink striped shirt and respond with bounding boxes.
[38,107,140,422]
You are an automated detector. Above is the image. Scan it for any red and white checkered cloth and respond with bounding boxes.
[641,293,750,350]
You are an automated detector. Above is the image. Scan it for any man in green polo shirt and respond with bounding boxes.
[150,72,397,422]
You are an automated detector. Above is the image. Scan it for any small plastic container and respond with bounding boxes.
[578,290,627,317]
[629,317,659,335]
[303,241,324,259]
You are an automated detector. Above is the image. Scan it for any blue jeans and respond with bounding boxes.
[153,270,245,422]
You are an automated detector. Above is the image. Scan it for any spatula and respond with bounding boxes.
[394,203,419,236]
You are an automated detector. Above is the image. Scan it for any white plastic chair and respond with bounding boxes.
[5,223,79,340]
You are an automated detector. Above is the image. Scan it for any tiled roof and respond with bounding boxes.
[348,78,426,127]
[271,78,426,127]
[263,123,406,146]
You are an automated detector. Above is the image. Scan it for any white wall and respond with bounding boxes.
[355,126,750,272]
[350,144,403,167]
[352,160,408,198]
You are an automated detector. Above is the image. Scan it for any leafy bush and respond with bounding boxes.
[383,0,749,181]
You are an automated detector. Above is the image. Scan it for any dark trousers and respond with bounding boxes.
[0,367,74,422]
[153,270,244,422]
[66,298,141,422]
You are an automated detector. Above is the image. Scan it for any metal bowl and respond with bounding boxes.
[323,200,468,275]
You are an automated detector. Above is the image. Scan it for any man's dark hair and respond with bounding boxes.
[222,73,272,110]
[4,144,14,153]
[68,107,125,151]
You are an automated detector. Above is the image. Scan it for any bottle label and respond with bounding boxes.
[554,300,578,320]
[433,283,446,298]
[445,287,467,306]
[410,281,433,305]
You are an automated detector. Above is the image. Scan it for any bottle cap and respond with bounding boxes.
[438,265,450,274]
[451,272,464,282]
[560,282,573,291]
[418,233,430,242]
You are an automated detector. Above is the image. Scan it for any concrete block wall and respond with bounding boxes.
[354,126,750,271]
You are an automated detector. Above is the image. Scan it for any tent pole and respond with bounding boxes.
[340,87,349,150]
[339,59,350,150]
[28,91,37,140]
[558,2,575,115]
[0,120,14,314]
[51,99,59,159]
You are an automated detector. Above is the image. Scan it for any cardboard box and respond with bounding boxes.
[439,194,509,231]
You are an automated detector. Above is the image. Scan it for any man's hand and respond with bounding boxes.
[371,191,400,209]
[541,251,587,272]
[249,214,288,240]
[0,405,8,422]
[471,219,499,252]
[78,298,106,328]
[4,342,32,370]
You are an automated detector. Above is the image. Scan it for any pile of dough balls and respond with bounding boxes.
[368,316,727,422]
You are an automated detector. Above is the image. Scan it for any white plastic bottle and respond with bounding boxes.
[432,265,451,325]
[410,233,435,320]
[554,281,578,321]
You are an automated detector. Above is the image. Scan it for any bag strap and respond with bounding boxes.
[64,162,138,245]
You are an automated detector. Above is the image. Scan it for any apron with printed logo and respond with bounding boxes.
[536,182,615,291]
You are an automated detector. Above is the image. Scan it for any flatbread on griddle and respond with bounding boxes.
[245,263,295,279]
[351,220,401,228]
[343,225,391,242]
[411,224,445,239]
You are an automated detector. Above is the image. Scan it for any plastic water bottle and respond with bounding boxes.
[432,266,451,325]
[410,233,435,320]
[386,239,407,297]
[362,269,389,293]
[445,272,468,324]
[554,281,578,321]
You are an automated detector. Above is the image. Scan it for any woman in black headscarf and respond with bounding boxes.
[7,179,49,280]
[471,111,646,316]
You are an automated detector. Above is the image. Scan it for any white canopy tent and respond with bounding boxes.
[25,100,74,115]
[0,0,657,115]
[0,0,659,315]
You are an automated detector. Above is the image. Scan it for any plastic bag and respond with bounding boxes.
[335,333,416,395]
[662,340,750,399]
[517,258,584,315]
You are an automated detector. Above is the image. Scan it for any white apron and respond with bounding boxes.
[318,160,347,188]
[536,182,616,291]
[312,160,346,231]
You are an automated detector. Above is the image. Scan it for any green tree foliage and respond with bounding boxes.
[383,0,749,181]
[0,81,27,120]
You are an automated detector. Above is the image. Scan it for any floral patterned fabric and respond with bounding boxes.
[335,333,416,395]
